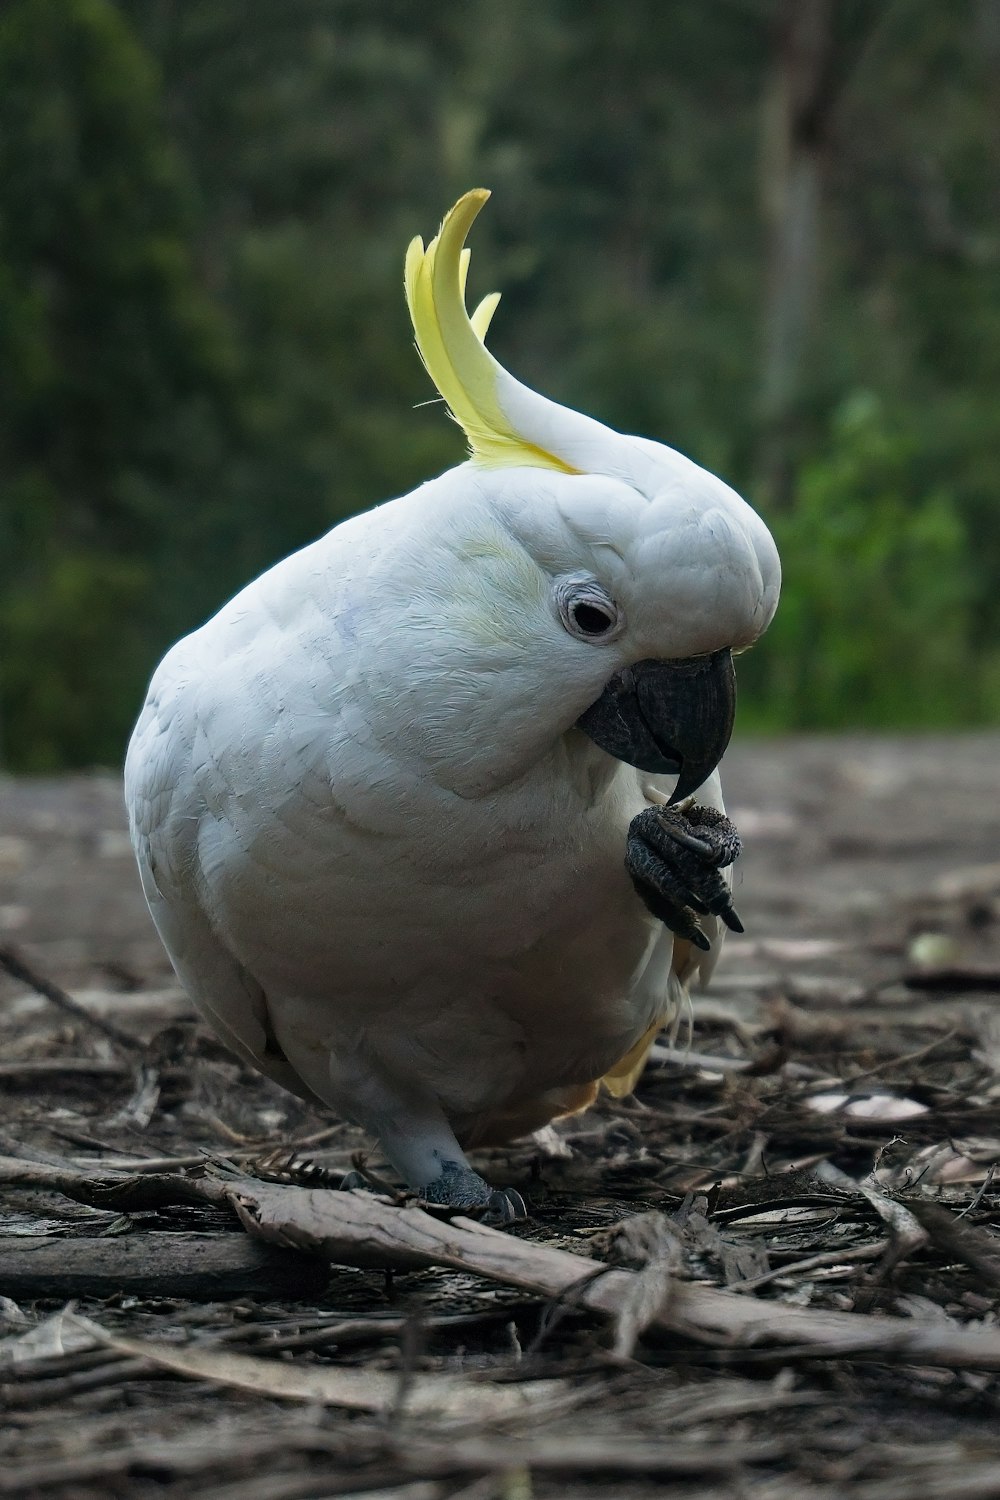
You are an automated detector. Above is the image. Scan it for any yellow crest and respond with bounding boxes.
[404,190,577,473]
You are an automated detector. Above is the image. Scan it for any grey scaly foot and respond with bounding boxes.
[626,802,743,951]
[421,1160,528,1224]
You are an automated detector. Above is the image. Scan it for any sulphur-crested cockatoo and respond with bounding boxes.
[126,191,779,1220]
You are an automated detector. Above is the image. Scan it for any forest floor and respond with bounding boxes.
[2,733,1000,1499]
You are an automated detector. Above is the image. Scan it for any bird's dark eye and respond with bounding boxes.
[571,602,615,636]
[554,575,623,643]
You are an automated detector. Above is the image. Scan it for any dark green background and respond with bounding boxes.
[2,0,997,768]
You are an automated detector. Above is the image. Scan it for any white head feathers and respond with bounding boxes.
[404,192,781,645]
[404,192,766,528]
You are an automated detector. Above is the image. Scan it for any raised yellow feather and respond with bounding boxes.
[405,190,576,473]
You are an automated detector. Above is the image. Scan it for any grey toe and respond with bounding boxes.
[484,1187,528,1225]
[421,1160,528,1222]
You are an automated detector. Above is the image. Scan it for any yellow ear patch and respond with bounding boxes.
[405,190,577,473]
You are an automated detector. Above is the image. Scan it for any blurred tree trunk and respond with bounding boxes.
[979,0,1000,222]
[758,0,838,510]
[758,1,897,510]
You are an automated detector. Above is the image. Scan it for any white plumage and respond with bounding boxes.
[126,192,779,1212]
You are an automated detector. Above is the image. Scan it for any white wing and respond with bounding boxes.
[125,648,315,1101]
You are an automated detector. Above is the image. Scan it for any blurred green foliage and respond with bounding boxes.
[741,393,978,728]
[0,0,998,767]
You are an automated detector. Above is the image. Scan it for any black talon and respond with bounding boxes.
[484,1188,528,1225]
[625,802,744,949]
[664,825,714,858]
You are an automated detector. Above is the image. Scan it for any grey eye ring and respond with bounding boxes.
[554,576,624,643]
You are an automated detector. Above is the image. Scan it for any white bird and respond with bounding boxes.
[125,190,780,1219]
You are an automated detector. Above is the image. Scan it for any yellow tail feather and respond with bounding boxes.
[404,190,577,473]
[600,1019,662,1099]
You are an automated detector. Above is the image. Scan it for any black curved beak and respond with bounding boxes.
[575,647,736,803]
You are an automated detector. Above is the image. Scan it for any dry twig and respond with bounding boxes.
[4,1154,1000,1371]
[0,947,142,1052]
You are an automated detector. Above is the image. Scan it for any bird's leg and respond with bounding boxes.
[336,1072,527,1224]
[626,803,743,951]
[420,1159,527,1223]
[381,1113,527,1225]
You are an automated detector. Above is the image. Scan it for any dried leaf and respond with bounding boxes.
[807,1092,929,1121]
[0,1310,100,1368]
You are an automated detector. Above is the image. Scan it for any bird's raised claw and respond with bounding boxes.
[660,823,714,858]
[626,803,743,949]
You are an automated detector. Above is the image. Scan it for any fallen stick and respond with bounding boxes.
[0,1232,329,1300]
[815,1161,929,1259]
[0,1155,229,1210]
[903,966,1000,992]
[0,1422,789,1497]
[53,1314,569,1424]
[3,1154,1000,1371]
[730,1239,889,1294]
[0,1060,130,1079]
[905,1198,1000,1292]
[227,1177,1000,1369]
[0,948,142,1052]
[7,986,190,1022]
